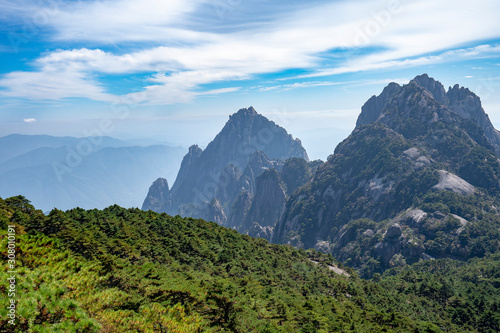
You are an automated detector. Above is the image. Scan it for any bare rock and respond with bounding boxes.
[207,198,227,225]
[432,211,446,219]
[403,147,420,159]
[142,178,170,212]
[384,223,402,240]
[314,240,332,254]
[451,214,468,226]
[363,229,375,237]
[433,170,475,195]
[421,253,435,261]
[375,241,400,265]
[248,223,273,241]
[402,209,427,227]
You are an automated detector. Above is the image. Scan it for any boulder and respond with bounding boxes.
[384,223,402,240]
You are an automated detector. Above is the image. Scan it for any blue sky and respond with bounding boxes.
[1,0,500,160]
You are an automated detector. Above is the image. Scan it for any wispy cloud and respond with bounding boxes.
[296,44,500,79]
[0,69,114,101]
[258,78,410,92]
[23,117,37,123]
[0,0,500,104]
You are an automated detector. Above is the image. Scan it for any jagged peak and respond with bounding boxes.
[152,177,169,188]
[188,144,202,154]
[447,83,475,99]
[232,106,258,118]
[409,74,448,104]
[356,81,401,127]
[142,177,170,211]
[385,81,402,91]
[225,106,271,129]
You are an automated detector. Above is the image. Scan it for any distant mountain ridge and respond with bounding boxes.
[0,134,127,164]
[0,135,186,211]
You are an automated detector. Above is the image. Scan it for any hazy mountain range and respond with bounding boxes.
[0,134,186,211]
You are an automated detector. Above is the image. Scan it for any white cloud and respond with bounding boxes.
[23,117,36,123]
[1,0,500,104]
[296,45,500,79]
[259,78,410,92]
[0,69,114,101]
[0,0,208,43]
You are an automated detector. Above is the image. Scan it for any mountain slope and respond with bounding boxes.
[4,195,500,332]
[273,74,500,276]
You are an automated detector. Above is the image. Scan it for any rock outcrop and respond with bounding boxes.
[433,170,475,195]
[142,178,169,212]
[240,169,286,233]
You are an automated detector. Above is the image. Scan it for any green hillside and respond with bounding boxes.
[1,196,499,332]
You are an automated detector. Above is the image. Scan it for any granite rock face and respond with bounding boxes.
[384,223,403,240]
[207,198,227,226]
[432,170,475,195]
[447,84,500,153]
[411,73,449,105]
[241,169,287,232]
[356,82,402,127]
[142,178,169,212]
[247,223,274,241]
[143,107,309,233]
[226,191,252,229]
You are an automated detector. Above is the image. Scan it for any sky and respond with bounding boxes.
[1,0,500,160]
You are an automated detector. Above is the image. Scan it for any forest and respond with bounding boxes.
[1,195,499,332]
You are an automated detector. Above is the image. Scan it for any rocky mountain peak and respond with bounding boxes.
[356,82,401,127]
[232,106,258,118]
[188,144,202,154]
[205,106,308,172]
[146,106,309,224]
[355,74,500,153]
[169,145,203,195]
[274,75,500,274]
[446,83,500,151]
[410,73,448,104]
[142,178,170,211]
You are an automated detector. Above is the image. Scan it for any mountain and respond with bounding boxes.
[141,177,170,212]
[4,196,500,332]
[0,136,186,211]
[273,74,500,277]
[143,106,309,233]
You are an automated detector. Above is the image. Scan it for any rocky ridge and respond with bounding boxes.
[273,74,500,277]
